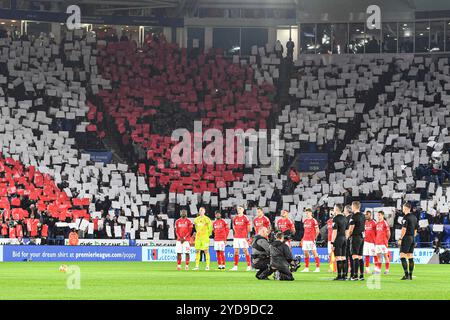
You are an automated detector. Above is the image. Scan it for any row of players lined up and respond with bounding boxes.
[173,201,418,281]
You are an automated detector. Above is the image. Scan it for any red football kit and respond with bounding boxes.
[365,220,377,244]
[233,215,250,239]
[175,217,193,241]
[375,220,390,245]
[213,219,230,241]
[253,215,270,234]
[327,219,333,241]
[302,218,318,241]
[277,217,295,233]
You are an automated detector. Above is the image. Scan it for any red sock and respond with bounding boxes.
[385,261,390,270]
[365,256,370,268]
[177,256,181,265]
[305,257,310,268]
[216,252,221,265]
[245,253,251,267]
[373,256,379,268]
[185,255,190,266]
[221,252,226,265]
[315,256,320,267]
[234,253,239,266]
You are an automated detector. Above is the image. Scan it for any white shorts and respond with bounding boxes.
[302,240,317,251]
[214,241,226,251]
[363,242,376,256]
[175,240,191,254]
[327,241,333,254]
[375,245,388,255]
[233,238,249,249]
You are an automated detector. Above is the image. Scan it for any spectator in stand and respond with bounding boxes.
[275,40,283,59]
[286,38,295,62]
[40,222,49,245]
[68,229,79,245]
[417,210,432,247]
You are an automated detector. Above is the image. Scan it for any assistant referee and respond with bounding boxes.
[398,202,418,280]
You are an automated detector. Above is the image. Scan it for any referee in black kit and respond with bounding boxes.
[398,202,418,280]
[343,205,353,279]
[347,201,366,281]
[331,204,348,280]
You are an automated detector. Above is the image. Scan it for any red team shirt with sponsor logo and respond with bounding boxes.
[375,220,389,245]
[302,218,318,241]
[213,219,230,241]
[365,220,377,243]
[233,215,250,239]
[253,216,271,234]
[175,218,193,241]
[277,218,295,233]
[327,219,333,241]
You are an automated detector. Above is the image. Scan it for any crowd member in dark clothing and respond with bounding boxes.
[258,232,295,281]
[286,38,295,62]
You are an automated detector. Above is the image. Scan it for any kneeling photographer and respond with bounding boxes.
[251,227,271,279]
[259,232,298,281]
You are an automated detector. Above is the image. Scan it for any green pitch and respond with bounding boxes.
[0,262,448,300]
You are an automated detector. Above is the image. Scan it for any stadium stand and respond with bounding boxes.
[0,26,448,246]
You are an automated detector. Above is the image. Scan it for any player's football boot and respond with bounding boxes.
[193,266,200,271]
[177,265,181,271]
[313,268,320,273]
[246,266,252,271]
[383,270,389,275]
[400,275,410,280]
[333,276,344,281]
[301,268,310,272]
[350,276,359,281]
[185,266,189,271]
[205,266,210,271]
[230,266,238,271]
[373,268,381,274]
[359,276,364,281]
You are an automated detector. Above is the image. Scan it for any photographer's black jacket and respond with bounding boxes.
[251,235,270,258]
[269,240,293,268]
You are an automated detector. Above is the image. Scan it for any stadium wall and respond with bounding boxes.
[0,245,435,264]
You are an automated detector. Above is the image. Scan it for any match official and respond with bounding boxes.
[399,203,418,280]
[331,204,348,281]
[343,205,353,279]
[251,227,271,280]
[347,201,365,281]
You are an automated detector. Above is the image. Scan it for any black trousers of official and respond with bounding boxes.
[344,239,353,277]
[259,263,294,281]
[253,258,270,279]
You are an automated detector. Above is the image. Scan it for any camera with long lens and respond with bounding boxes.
[269,230,293,243]
[289,257,301,272]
